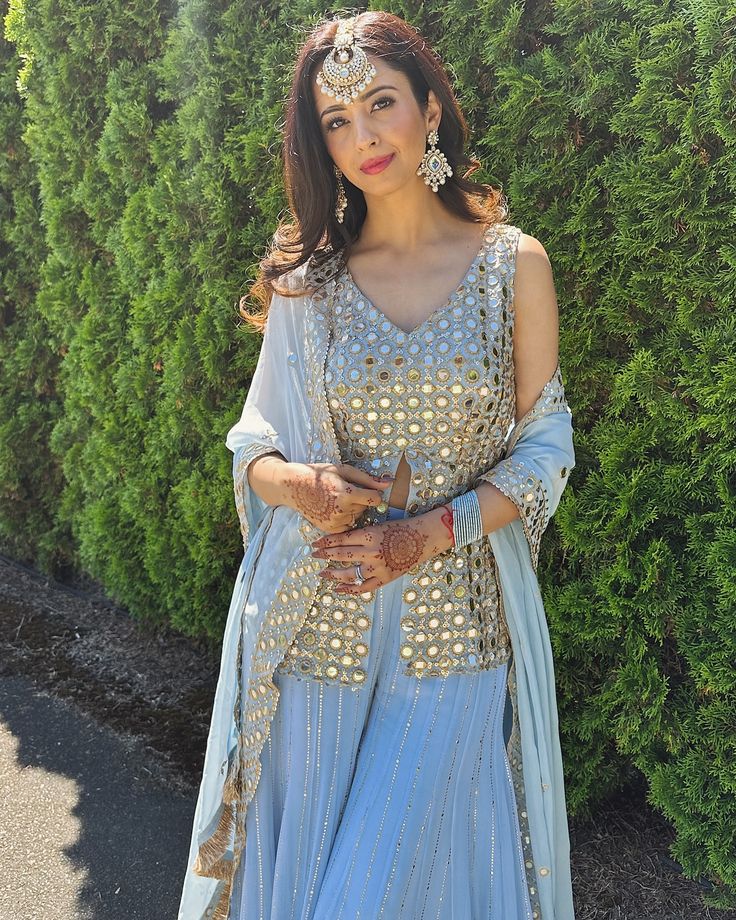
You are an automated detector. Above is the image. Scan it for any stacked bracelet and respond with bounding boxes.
[450,490,484,548]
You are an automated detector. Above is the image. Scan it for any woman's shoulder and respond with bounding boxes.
[267,249,342,340]
[514,230,554,288]
[487,223,552,278]
[493,221,549,260]
[485,219,522,244]
[303,247,345,292]
[273,262,307,295]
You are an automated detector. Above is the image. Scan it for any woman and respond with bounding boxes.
[179,11,576,920]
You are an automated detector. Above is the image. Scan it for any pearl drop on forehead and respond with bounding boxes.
[316,16,378,106]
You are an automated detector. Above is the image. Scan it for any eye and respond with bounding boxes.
[325,95,395,132]
[372,95,394,112]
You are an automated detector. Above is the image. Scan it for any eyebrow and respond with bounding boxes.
[318,84,399,120]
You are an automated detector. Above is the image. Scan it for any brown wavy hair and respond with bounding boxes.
[240,9,508,333]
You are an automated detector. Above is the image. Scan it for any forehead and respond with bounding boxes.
[311,53,406,112]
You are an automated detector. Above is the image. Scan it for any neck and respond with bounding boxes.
[356,183,473,256]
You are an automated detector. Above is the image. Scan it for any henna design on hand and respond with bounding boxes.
[377,522,428,574]
[287,470,339,522]
[440,504,455,546]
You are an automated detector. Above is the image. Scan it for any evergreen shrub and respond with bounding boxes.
[2,0,734,905]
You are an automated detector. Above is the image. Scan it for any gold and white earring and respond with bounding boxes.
[417,129,453,192]
[334,165,348,223]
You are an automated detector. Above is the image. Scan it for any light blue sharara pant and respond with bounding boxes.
[230,506,534,920]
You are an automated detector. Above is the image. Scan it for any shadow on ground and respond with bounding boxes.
[1,550,735,920]
[0,675,195,920]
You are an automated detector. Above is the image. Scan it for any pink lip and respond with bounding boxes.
[360,154,394,174]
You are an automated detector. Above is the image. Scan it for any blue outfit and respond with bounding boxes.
[231,506,533,920]
[177,223,576,920]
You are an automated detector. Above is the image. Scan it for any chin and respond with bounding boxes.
[358,170,409,195]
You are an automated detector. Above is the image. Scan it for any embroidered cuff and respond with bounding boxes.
[479,458,549,571]
[233,443,284,552]
[506,365,570,455]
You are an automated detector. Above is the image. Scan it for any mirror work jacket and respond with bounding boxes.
[178,222,577,920]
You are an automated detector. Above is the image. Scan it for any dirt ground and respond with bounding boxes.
[1,548,734,920]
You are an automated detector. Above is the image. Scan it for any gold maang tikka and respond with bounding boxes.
[316,17,377,105]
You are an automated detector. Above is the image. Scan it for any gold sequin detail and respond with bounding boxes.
[278,223,525,681]
[233,442,282,554]
[477,364,569,571]
[277,587,375,684]
[478,458,547,571]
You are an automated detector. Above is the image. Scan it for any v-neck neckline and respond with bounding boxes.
[340,222,494,337]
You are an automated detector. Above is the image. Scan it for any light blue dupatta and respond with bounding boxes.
[486,398,577,920]
[177,262,576,920]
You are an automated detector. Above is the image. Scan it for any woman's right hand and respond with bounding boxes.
[281,462,394,534]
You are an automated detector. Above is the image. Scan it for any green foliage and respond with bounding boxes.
[1,0,735,905]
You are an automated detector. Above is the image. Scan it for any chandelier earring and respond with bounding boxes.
[334,165,348,223]
[417,128,453,192]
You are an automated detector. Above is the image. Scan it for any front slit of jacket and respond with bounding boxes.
[177,222,577,920]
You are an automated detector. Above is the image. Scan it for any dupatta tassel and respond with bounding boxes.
[192,800,236,878]
[193,744,243,878]
[210,880,235,920]
[199,877,235,920]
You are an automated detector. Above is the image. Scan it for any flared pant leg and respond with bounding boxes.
[231,507,532,920]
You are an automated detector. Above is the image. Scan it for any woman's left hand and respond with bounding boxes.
[309,504,454,594]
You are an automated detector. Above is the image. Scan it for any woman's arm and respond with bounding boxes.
[225,286,302,549]
[510,233,560,422]
[474,232,560,530]
[246,452,289,509]
[423,233,561,537]
[407,233,563,563]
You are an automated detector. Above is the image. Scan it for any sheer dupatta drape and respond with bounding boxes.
[178,267,577,919]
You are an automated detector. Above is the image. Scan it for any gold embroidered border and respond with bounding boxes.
[506,656,544,920]
[233,443,284,554]
[192,515,326,917]
[478,459,549,572]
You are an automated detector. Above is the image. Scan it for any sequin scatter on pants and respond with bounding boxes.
[230,507,534,920]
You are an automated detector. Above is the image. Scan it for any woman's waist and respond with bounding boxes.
[281,535,511,680]
[346,450,504,517]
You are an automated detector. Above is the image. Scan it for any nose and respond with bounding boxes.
[352,111,379,149]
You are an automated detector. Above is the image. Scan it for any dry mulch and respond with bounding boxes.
[0,549,734,920]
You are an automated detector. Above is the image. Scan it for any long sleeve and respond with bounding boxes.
[477,364,575,570]
[225,280,309,552]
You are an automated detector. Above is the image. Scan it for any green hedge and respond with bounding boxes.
[2,0,734,906]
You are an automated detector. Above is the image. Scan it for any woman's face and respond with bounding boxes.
[312,54,440,196]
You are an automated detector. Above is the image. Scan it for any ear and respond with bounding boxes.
[425,89,443,133]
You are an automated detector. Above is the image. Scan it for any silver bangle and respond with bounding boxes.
[450,490,483,548]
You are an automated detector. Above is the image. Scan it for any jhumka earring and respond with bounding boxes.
[334,165,348,223]
[417,129,453,192]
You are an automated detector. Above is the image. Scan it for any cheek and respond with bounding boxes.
[392,108,420,141]
[323,130,350,165]
[389,109,427,164]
